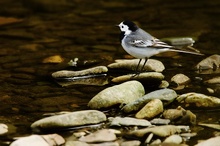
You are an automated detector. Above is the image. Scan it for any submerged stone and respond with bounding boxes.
[88,81,145,109]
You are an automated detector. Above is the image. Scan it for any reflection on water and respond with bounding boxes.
[0,0,220,145]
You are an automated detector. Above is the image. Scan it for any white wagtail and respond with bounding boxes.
[117,20,203,74]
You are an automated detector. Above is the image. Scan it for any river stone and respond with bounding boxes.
[135,99,163,119]
[177,92,220,108]
[195,54,220,70]
[52,66,108,78]
[121,140,141,146]
[31,110,106,130]
[123,88,177,113]
[195,136,220,146]
[108,59,165,72]
[111,72,164,83]
[0,124,8,135]
[163,134,183,144]
[204,76,220,84]
[163,106,196,124]
[88,81,145,109]
[109,117,151,127]
[128,125,189,138]
[171,73,190,86]
[10,134,65,146]
[65,141,90,146]
[79,129,117,143]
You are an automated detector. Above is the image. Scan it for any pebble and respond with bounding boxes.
[52,66,108,78]
[121,140,141,146]
[31,110,107,131]
[123,88,177,113]
[163,134,183,144]
[65,141,90,146]
[88,81,145,109]
[204,76,220,84]
[150,118,171,125]
[135,99,163,119]
[10,134,65,146]
[79,129,117,143]
[195,54,220,70]
[177,92,220,108]
[171,73,190,89]
[111,72,164,83]
[163,106,196,124]
[108,59,165,72]
[109,117,151,127]
[0,124,8,135]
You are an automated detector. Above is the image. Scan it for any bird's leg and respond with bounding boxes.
[140,58,148,72]
[132,59,142,77]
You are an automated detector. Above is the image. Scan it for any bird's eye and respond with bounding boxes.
[121,26,124,28]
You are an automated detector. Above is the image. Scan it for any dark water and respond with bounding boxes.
[0,0,220,145]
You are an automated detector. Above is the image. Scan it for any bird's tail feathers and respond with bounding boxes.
[168,48,204,56]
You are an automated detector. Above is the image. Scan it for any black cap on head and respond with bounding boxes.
[123,20,138,31]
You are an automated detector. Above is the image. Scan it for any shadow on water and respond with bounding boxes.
[0,0,220,145]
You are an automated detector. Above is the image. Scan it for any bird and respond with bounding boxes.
[116,20,203,75]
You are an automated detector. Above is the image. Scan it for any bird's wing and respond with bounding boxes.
[129,37,173,49]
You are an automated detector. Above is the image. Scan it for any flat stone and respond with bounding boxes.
[52,66,108,78]
[0,124,8,135]
[111,72,164,83]
[163,134,183,144]
[79,129,117,143]
[121,140,141,146]
[195,54,220,70]
[108,59,165,72]
[195,136,220,146]
[88,81,145,109]
[31,110,106,130]
[109,117,151,127]
[65,141,90,146]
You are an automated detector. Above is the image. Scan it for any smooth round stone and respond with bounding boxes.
[108,59,165,72]
[65,141,90,146]
[121,140,141,146]
[0,124,8,135]
[52,66,108,78]
[204,77,220,84]
[31,110,106,130]
[195,136,220,146]
[171,73,190,86]
[123,88,177,113]
[135,99,163,119]
[163,134,183,144]
[88,81,145,109]
[177,92,220,108]
[111,72,164,83]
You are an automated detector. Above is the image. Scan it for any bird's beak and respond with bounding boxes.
[115,24,119,27]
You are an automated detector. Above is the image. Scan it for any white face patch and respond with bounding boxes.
[118,22,132,35]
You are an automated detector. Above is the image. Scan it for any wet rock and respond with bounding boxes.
[123,88,177,113]
[163,134,183,144]
[195,136,220,146]
[90,142,119,146]
[171,74,190,90]
[52,66,108,78]
[135,99,163,119]
[198,123,220,130]
[159,80,170,88]
[42,55,64,63]
[0,124,8,135]
[128,125,189,138]
[65,141,89,146]
[10,134,65,146]
[31,110,106,131]
[150,118,171,125]
[111,72,164,83]
[88,81,145,109]
[204,76,220,84]
[195,54,220,70]
[108,59,165,72]
[163,106,196,124]
[121,140,141,146]
[79,129,117,143]
[177,93,220,108]
[109,117,151,127]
